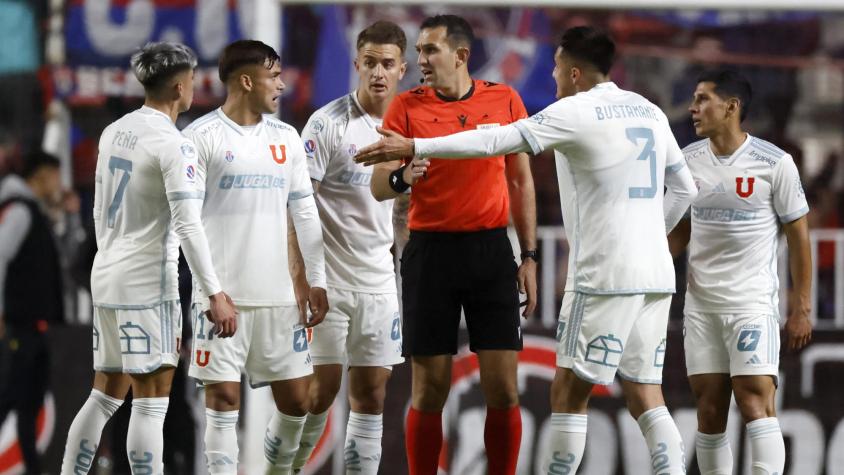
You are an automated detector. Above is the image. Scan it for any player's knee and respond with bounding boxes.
[734,392,772,422]
[205,384,240,411]
[309,382,341,414]
[695,401,729,433]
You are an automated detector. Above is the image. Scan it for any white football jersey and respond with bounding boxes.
[302,92,396,293]
[513,82,684,294]
[683,135,809,315]
[183,109,314,306]
[91,106,202,307]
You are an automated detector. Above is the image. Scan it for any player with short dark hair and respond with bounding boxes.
[669,69,811,475]
[183,39,328,475]
[60,41,237,475]
[369,14,537,475]
[357,25,697,474]
[287,21,408,475]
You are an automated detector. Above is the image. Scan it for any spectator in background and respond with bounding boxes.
[0,151,65,475]
[0,1,48,156]
[0,128,19,179]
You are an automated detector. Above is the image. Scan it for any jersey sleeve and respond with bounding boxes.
[383,94,410,137]
[181,127,210,197]
[288,132,315,201]
[512,98,579,155]
[772,154,809,223]
[160,137,203,200]
[301,112,337,182]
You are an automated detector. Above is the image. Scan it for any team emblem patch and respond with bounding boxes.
[736,176,755,198]
[225,150,234,162]
[348,143,357,156]
[311,118,325,134]
[186,165,195,179]
[269,144,287,164]
[180,142,195,158]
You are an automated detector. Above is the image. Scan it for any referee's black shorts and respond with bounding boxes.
[400,227,523,356]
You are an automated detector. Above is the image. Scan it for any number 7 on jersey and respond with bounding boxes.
[107,156,132,228]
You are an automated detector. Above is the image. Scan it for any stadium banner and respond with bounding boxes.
[20,326,844,474]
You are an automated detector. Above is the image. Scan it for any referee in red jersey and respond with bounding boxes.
[370,15,537,475]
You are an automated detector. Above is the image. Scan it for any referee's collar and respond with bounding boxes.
[435,81,475,103]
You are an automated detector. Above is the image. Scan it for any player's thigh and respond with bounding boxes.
[347,291,403,367]
[726,314,780,383]
[400,235,462,357]
[731,374,776,421]
[556,292,642,386]
[618,293,672,385]
[246,306,313,387]
[462,232,521,353]
[348,366,393,413]
[188,303,250,384]
[309,288,352,366]
[92,306,122,373]
[114,301,181,375]
[684,311,730,377]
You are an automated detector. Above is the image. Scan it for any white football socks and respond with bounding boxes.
[747,417,784,475]
[264,410,307,474]
[205,409,239,475]
[543,413,587,474]
[344,412,383,475]
[60,390,123,475]
[637,406,686,474]
[695,431,732,475]
[126,397,169,475]
[292,410,329,472]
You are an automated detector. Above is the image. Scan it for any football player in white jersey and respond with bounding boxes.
[356,26,698,474]
[285,21,407,474]
[60,42,238,475]
[182,40,328,475]
[667,70,812,475]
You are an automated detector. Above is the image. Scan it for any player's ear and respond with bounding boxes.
[239,73,253,92]
[353,56,360,73]
[399,61,407,80]
[726,97,741,119]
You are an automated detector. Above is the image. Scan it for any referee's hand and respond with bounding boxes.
[355,127,414,166]
[518,260,537,318]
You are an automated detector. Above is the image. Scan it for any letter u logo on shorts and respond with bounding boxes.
[736,176,755,198]
[195,350,211,367]
[269,144,287,164]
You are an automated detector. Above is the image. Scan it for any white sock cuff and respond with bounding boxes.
[347,412,383,438]
[90,389,123,416]
[276,410,307,425]
[637,406,671,434]
[132,397,169,420]
[550,413,588,433]
[746,417,781,439]
[307,410,330,425]
[696,431,730,449]
[206,409,239,429]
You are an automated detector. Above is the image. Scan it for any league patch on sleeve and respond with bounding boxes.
[304,139,316,158]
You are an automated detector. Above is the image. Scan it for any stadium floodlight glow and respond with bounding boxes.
[275,0,844,10]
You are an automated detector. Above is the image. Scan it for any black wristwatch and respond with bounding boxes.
[520,249,538,263]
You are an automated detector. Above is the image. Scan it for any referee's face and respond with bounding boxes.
[416,26,458,90]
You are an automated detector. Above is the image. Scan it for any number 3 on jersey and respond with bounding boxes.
[626,127,656,199]
[107,156,132,228]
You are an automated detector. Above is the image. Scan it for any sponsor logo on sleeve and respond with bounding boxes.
[186,165,195,180]
[304,139,316,158]
[225,150,234,162]
[180,142,196,158]
[311,118,325,134]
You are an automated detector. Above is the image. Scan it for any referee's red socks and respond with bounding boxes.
[406,407,443,475]
[405,406,522,475]
[485,405,522,475]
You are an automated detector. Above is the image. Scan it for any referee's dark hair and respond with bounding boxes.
[21,150,60,179]
[420,14,475,49]
[697,69,753,122]
[218,40,281,83]
[559,26,616,76]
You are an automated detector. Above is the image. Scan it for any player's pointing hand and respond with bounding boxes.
[354,126,415,166]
